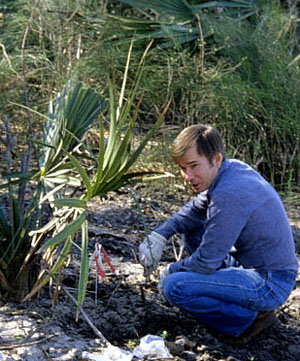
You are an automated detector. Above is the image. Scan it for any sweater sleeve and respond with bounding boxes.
[154,191,208,239]
[169,191,248,274]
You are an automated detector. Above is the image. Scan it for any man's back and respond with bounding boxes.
[212,159,298,272]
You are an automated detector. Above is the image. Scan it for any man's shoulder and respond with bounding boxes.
[225,158,252,170]
[222,158,263,181]
[214,159,279,206]
[215,159,271,195]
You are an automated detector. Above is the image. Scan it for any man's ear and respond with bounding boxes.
[213,152,223,167]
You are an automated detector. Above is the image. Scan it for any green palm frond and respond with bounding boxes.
[193,0,260,19]
[51,198,87,209]
[89,43,171,198]
[76,220,89,319]
[39,81,107,177]
[115,0,262,47]
[158,24,200,48]
[0,192,31,267]
[0,171,38,190]
[0,202,10,240]
[119,0,195,19]
[41,211,86,250]
[110,15,201,47]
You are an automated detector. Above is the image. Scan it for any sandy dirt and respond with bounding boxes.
[0,189,299,361]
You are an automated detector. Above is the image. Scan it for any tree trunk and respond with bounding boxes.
[2,265,39,302]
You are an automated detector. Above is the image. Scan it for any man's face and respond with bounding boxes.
[177,143,222,193]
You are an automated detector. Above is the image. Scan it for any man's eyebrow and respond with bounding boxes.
[179,160,198,167]
[186,160,198,165]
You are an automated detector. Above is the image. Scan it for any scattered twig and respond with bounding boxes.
[61,283,110,347]
[0,334,57,351]
[0,42,17,73]
[131,247,138,263]
[195,13,205,73]
[146,358,174,360]
[88,225,130,242]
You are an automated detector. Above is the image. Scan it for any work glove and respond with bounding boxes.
[139,231,166,275]
[157,264,170,301]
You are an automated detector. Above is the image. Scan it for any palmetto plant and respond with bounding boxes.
[113,0,262,48]
[0,81,107,301]
[19,42,170,317]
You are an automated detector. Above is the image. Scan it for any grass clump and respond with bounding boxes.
[201,6,300,188]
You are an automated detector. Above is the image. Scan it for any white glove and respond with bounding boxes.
[139,231,166,272]
[158,264,170,300]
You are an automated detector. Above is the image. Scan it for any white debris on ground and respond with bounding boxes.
[83,334,173,361]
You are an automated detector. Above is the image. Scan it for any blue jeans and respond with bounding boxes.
[163,229,297,337]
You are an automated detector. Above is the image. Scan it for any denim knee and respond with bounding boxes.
[163,272,185,306]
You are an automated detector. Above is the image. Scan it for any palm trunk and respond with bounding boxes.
[2,264,39,302]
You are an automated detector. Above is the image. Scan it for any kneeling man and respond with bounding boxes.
[139,124,298,343]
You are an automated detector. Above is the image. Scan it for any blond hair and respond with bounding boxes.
[171,124,226,163]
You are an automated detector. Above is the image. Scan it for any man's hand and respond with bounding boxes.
[139,231,166,274]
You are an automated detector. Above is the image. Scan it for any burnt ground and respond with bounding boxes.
[0,187,300,361]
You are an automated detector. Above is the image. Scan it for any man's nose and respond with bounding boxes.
[184,168,194,182]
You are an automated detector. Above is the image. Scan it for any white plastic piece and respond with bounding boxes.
[83,334,173,361]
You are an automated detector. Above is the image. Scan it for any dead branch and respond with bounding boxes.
[0,334,57,351]
[61,284,110,347]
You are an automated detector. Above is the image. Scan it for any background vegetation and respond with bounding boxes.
[0,0,299,307]
[1,0,299,187]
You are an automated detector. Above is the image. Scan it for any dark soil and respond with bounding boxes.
[1,188,300,361]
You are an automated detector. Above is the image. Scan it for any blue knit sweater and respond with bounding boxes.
[155,159,299,274]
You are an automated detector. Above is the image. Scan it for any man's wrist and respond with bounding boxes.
[151,231,167,244]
